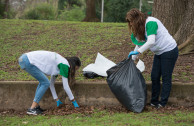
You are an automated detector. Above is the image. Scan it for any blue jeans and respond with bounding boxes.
[151,46,178,106]
[18,54,50,103]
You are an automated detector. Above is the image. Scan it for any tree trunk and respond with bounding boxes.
[3,0,9,18]
[152,0,194,54]
[83,0,99,22]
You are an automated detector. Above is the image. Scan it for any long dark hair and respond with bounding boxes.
[65,57,81,86]
[126,8,148,41]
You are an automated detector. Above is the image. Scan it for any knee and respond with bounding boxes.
[41,81,50,88]
[45,82,50,87]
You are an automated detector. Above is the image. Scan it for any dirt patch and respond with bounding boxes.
[0,104,193,117]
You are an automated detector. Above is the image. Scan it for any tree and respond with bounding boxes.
[0,0,5,18]
[152,0,194,54]
[0,0,9,18]
[83,0,99,22]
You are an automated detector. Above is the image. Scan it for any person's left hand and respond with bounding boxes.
[56,99,63,107]
[72,100,79,108]
[128,51,139,58]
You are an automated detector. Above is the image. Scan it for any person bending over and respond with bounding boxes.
[18,50,81,115]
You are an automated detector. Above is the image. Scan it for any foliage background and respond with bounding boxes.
[0,0,152,22]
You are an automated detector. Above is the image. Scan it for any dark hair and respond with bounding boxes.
[126,8,148,41]
[65,57,81,86]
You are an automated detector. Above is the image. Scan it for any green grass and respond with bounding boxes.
[1,110,194,126]
[0,19,193,82]
[0,19,134,81]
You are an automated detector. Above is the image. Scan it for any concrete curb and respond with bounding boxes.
[0,81,194,110]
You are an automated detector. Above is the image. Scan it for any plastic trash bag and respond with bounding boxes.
[83,71,102,79]
[106,57,147,113]
[83,53,116,77]
[136,59,145,72]
[83,52,145,78]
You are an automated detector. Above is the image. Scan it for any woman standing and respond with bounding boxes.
[126,8,178,108]
[18,50,81,115]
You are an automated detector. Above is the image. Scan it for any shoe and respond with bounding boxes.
[35,106,45,112]
[150,103,157,107]
[27,108,42,115]
[156,104,164,109]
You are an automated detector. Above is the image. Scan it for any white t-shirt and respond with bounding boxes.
[26,50,74,100]
[145,17,177,55]
[26,51,69,76]
[131,17,177,55]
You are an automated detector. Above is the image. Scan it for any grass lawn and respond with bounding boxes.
[0,19,194,126]
[0,19,132,81]
[0,19,193,82]
[1,110,194,126]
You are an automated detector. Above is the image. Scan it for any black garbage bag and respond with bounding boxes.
[106,57,147,113]
[83,71,102,79]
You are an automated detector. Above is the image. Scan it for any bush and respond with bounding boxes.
[24,3,56,20]
[0,1,16,19]
[0,1,4,18]
[104,0,139,22]
[57,6,85,21]
[4,9,16,19]
[96,0,152,22]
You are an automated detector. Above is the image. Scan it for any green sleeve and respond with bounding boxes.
[130,33,146,46]
[57,63,69,78]
[146,21,158,36]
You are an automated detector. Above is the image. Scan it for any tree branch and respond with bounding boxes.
[178,34,194,50]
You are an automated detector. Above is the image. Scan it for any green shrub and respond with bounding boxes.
[0,1,4,18]
[4,9,16,19]
[96,0,152,22]
[58,6,85,21]
[104,0,139,22]
[58,0,83,11]
[24,3,56,20]
[0,1,16,19]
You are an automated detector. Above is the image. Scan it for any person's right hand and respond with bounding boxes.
[128,51,139,58]
[56,99,63,107]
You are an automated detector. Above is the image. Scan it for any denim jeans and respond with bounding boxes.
[18,54,50,103]
[151,46,178,106]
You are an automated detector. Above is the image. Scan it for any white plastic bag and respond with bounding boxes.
[136,59,145,72]
[83,53,116,77]
[83,53,145,77]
